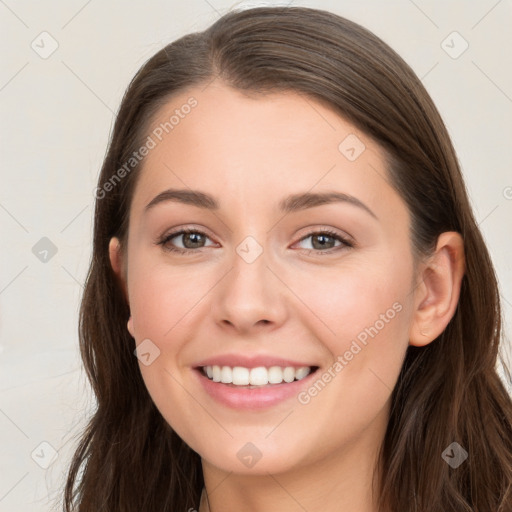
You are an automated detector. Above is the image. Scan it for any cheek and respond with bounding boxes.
[289,254,413,407]
[289,254,413,347]
[125,257,211,436]
[127,256,210,341]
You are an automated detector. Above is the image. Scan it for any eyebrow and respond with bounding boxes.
[144,188,377,219]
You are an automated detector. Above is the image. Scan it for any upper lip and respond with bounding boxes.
[194,354,318,369]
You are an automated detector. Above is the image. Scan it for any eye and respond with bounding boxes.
[294,229,353,254]
[156,227,354,256]
[156,228,216,255]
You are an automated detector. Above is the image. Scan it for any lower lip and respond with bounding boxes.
[194,368,318,410]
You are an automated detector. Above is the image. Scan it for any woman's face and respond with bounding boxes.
[112,80,420,475]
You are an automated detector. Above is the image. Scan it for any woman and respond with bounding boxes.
[64,6,512,512]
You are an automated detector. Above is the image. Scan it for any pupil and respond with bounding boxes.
[185,233,203,248]
[312,234,333,250]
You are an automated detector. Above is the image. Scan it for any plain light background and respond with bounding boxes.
[0,0,511,510]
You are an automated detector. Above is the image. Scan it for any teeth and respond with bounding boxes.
[295,367,311,380]
[232,366,249,385]
[268,366,284,384]
[212,365,221,382]
[221,366,232,384]
[283,367,295,383]
[202,365,313,386]
[249,367,267,386]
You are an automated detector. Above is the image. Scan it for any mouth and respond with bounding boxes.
[196,364,320,388]
[192,357,322,409]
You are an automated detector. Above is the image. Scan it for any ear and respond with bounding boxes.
[109,237,135,338]
[409,232,465,347]
[108,237,129,305]
[109,236,128,304]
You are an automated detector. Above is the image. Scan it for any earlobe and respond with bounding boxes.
[409,232,465,347]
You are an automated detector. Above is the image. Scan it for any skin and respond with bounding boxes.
[109,79,465,512]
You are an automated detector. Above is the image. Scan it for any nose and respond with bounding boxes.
[211,243,288,335]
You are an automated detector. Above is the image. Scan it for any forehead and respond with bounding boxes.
[130,80,402,221]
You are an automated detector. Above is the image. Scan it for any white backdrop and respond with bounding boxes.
[1,1,511,510]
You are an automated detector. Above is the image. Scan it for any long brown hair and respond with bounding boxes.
[63,6,512,511]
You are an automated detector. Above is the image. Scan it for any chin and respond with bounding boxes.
[195,436,312,476]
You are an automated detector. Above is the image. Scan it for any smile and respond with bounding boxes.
[201,365,315,386]
[194,365,320,410]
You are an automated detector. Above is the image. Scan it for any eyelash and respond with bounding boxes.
[156,228,354,256]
